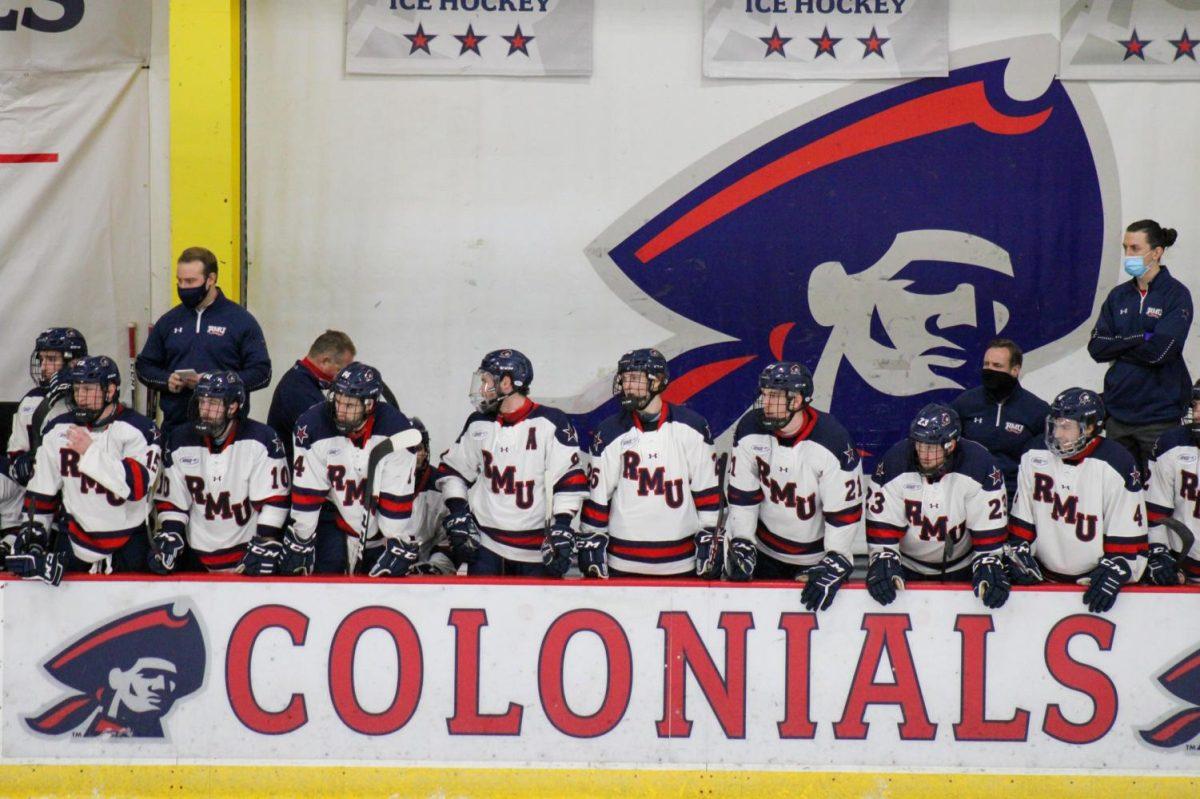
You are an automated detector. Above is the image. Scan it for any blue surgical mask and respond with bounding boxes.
[1123,255,1148,278]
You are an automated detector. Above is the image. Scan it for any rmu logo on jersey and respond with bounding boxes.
[183,476,252,524]
[1140,645,1200,749]
[1178,470,1200,518]
[328,465,365,507]
[903,499,965,542]
[1032,474,1098,540]
[623,451,684,508]
[576,37,1115,460]
[25,603,205,739]
[756,457,816,519]
[60,450,123,506]
[482,450,535,509]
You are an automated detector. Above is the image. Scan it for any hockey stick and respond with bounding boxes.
[144,323,160,421]
[351,426,423,574]
[126,323,138,410]
[713,453,730,577]
[1163,518,1196,577]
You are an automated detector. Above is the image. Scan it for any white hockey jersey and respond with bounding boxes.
[27,406,161,564]
[867,438,1008,576]
[1,385,69,529]
[1009,437,1147,581]
[436,398,586,564]
[412,464,453,573]
[581,402,720,576]
[289,402,420,551]
[1144,425,1200,583]
[725,407,863,566]
[155,419,290,571]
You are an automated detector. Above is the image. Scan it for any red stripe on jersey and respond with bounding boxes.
[198,546,247,568]
[123,458,148,500]
[971,532,1008,549]
[727,485,763,506]
[1008,517,1036,541]
[1104,540,1148,555]
[554,470,588,490]
[67,521,131,554]
[825,506,862,525]
[481,527,544,549]
[757,524,824,556]
[866,524,904,541]
[692,490,721,509]
[609,537,695,561]
[290,490,325,507]
[1146,505,1171,524]
[377,495,414,514]
[582,502,609,524]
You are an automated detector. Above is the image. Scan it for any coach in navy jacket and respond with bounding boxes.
[1088,220,1191,471]
[266,331,356,464]
[137,247,271,435]
[951,338,1049,503]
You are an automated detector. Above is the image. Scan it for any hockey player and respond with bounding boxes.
[284,362,421,577]
[436,350,587,577]
[1008,388,1148,612]
[866,404,1011,609]
[724,362,863,609]
[152,372,290,574]
[578,348,722,579]
[1140,381,1200,585]
[405,417,455,575]
[6,356,161,583]
[1,328,88,545]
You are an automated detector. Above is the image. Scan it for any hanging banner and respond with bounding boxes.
[0,0,151,401]
[5,576,1200,773]
[1060,0,1200,80]
[345,0,593,77]
[702,0,948,80]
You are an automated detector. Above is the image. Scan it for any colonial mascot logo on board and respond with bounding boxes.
[25,602,206,739]
[569,36,1120,459]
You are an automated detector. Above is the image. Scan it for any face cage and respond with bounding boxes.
[754,388,804,430]
[189,394,238,438]
[29,350,68,388]
[1046,417,1092,458]
[328,392,373,434]
[912,439,954,478]
[1186,401,1200,439]
[614,371,663,411]
[68,381,116,427]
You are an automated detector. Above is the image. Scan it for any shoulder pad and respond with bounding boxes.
[116,407,161,447]
[1092,438,1143,491]
[872,440,912,485]
[808,411,859,470]
[1152,425,1194,461]
[530,404,580,447]
[454,411,493,443]
[241,418,288,459]
[593,412,635,458]
[373,402,412,437]
[733,410,768,446]
[293,404,339,447]
[667,403,713,445]
[43,410,76,435]
[953,439,1003,490]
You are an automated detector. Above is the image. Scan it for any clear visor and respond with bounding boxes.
[1046,417,1089,457]
[1186,399,1200,431]
[469,369,499,413]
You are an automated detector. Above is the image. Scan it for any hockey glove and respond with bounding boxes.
[576,532,608,579]
[443,509,481,566]
[972,553,1011,609]
[409,552,456,576]
[1145,544,1181,586]
[801,552,852,611]
[369,537,420,578]
[1006,540,1043,585]
[237,536,283,576]
[148,529,185,574]
[278,531,315,576]
[6,524,63,586]
[694,527,724,580]
[6,452,34,486]
[1081,557,1132,614]
[541,518,575,578]
[867,549,905,606]
[726,538,757,582]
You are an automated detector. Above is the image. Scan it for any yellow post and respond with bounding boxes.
[168,0,243,304]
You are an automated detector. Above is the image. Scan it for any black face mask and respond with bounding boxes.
[178,284,208,309]
[981,369,1018,399]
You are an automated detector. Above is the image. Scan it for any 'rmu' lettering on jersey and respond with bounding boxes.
[903,499,964,543]
[755,457,817,520]
[1179,470,1200,518]
[327,465,365,508]
[622,451,684,508]
[482,450,535,510]
[183,476,252,525]
[59,449,123,507]
[1032,473,1098,541]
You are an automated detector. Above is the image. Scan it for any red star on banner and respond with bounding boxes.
[503,24,534,57]
[1169,28,1198,61]
[404,23,435,55]
[1118,28,1151,61]
[759,25,791,58]
[809,26,841,59]
[454,23,486,56]
[858,26,889,59]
